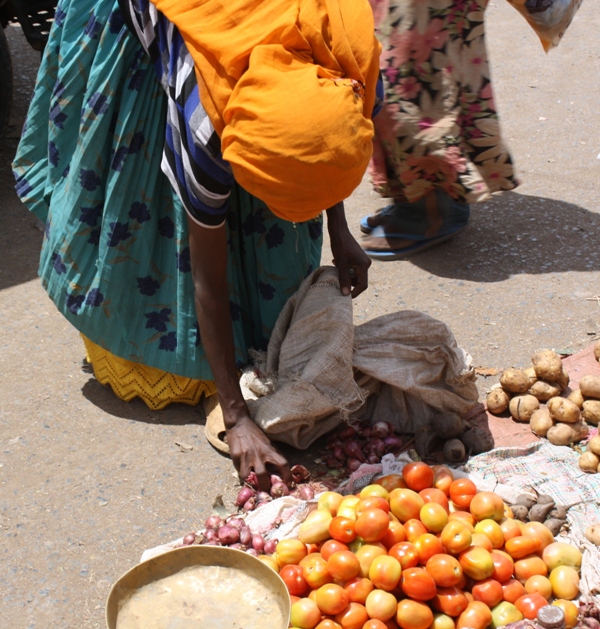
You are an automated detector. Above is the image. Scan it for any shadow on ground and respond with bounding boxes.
[405,191,600,282]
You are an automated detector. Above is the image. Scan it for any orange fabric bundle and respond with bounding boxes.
[150,0,381,222]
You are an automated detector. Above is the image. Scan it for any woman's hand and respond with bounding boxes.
[326,202,371,298]
[225,413,292,491]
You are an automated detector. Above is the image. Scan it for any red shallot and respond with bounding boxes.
[242,497,256,512]
[263,539,277,555]
[337,425,358,441]
[256,491,272,503]
[252,534,265,552]
[384,434,403,453]
[270,481,290,498]
[239,527,252,547]
[297,484,315,501]
[343,440,365,462]
[204,529,218,543]
[182,533,196,546]
[235,486,256,507]
[204,515,223,530]
[217,525,240,545]
[291,464,310,484]
[246,548,259,557]
[371,421,390,439]
[346,458,362,472]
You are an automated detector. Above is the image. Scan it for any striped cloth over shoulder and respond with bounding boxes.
[122,0,233,227]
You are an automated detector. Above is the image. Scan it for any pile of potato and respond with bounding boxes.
[507,493,568,537]
[486,348,600,465]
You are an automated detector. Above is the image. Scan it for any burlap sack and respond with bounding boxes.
[248,266,479,450]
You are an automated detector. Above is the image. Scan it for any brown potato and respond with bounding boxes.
[585,524,600,545]
[579,375,600,400]
[556,368,569,392]
[546,420,589,446]
[486,388,510,415]
[530,407,554,437]
[528,380,562,402]
[567,388,585,409]
[524,367,538,387]
[500,368,530,394]
[588,435,600,456]
[594,341,600,363]
[532,349,563,382]
[509,394,539,422]
[579,451,600,473]
[547,397,581,424]
[582,401,600,426]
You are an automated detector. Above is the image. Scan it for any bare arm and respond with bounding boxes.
[186,216,291,491]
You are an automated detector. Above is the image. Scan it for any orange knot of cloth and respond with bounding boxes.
[150,0,382,222]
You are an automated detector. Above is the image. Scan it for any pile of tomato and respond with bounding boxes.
[257,462,583,629]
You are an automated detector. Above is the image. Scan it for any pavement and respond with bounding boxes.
[0,2,599,627]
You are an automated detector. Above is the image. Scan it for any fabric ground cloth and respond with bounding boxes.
[12,0,322,381]
[368,0,519,204]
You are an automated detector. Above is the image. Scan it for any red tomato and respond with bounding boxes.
[315,583,350,616]
[374,474,407,492]
[405,519,428,543]
[471,578,504,608]
[456,601,492,629]
[369,555,402,592]
[515,593,549,620]
[388,541,420,570]
[381,520,407,549]
[449,479,477,510]
[432,586,469,617]
[344,577,374,604]
[490,551,515,583]
[328,550,361,582]
[469,492,504,522]
[320,539,349,561]
[279,564,309,596]
[415,533,444,564]
[355,508,390,543]
[299,553,333,589]
[402,462,435,492]
[356,496,390,515]
[335,602,369,629]
[329,516,357,544]
[400,567,437,601]
[425,554,463,587]
[501,579,527,604]
[396,599,434,629]
[419,488,450,512]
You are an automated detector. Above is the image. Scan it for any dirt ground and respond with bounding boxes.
[1,3,599,627]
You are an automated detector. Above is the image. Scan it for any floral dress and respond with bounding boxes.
[369,0,519,204]
[12,0,322,382]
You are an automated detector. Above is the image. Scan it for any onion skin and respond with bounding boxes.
[235,486,256,507]
[291,464,311,484]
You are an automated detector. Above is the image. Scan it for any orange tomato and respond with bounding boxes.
[328,550,361,582]
[290,597,321,629]
[415,533,444,564]
[458,546,494,581]
[400,567,437,601]
[431,586,469,617]
[471,578,503,608]
[300,553,333,589]
[276,538,308,567]
[365,589,398,622]
[380,520,407,549]
[469,492,504,522]
[501,579,526,604]
[402,462,435,492]
[344,576,374,604]
[514,555,548,582]
[374,474,407,492]
[520,521,554,551]
[425,554,463,587]
[524,575,552,600]
[430,612,457,629]
[514,593,549,620]
[315,583,350,616]
[388,541,420,570]
[441,521,473,555]
[355,508,390,543]
[456,601,492,629]
[315,620,343,629]
[369,555,402,592]
[334,602,369,629]
[490,551,515,583]
[470,533,493,553]
[356,496,390,516]
[355,543,387,578]
[396,599,434,629]
[449,479,477,510]
[448,511,475,528]
[419,488,450,512]
[389,489,425,523]
[552,600,579,629]
[549,566,580,600]
[363,621,390,629]
[329,516,357,544]
[318,491,345,516]
[432,465,455,496]
[499,518,523,543]
[405,519,428,543]
[474,519,505,549]
[420,503,449,533]
[320,539,349,561]
[505,536,542,560]
[360,485,390,501]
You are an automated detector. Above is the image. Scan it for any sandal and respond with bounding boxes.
[203,394,230,454]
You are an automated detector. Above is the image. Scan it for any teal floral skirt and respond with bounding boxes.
[13,0,322,381]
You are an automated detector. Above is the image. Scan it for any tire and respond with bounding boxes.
[0,26,13,139]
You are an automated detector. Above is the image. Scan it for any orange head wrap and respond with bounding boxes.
[150,0,381,222]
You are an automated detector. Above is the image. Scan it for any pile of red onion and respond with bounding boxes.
[322,420,404,473]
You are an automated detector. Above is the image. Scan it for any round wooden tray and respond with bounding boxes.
[106,545,290,629]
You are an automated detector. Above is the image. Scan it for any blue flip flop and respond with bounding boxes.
[361,224,467,260]
[360,204,396,234]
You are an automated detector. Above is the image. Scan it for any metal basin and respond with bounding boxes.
[106,545,290,629]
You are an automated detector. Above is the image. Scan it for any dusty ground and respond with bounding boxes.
[1,3,599,627]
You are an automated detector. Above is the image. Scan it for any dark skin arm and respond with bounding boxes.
[187,201,370,491]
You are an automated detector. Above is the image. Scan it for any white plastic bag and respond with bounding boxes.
[506,0,584,51]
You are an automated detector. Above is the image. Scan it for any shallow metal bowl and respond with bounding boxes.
[106,545,290,629]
